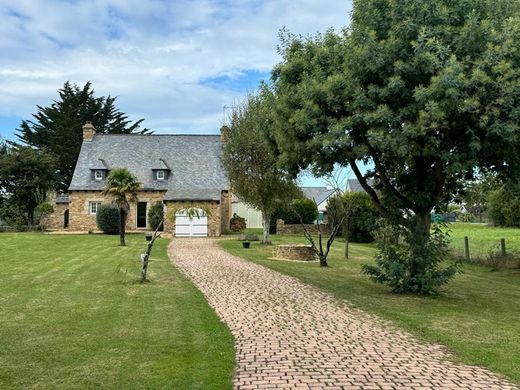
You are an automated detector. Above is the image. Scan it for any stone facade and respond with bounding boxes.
[276,219,330,235]
[49,189,229,237]
[67,190,166,232]
[46,202,69,230]
[220,190,231,234]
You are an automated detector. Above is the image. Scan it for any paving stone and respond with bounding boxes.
[168,239,518,390]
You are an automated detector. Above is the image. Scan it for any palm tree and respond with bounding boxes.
[102,168,140,246]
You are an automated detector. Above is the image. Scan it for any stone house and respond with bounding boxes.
[47,122,231,237]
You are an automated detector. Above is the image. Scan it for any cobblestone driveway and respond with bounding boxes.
[168,239,517,390]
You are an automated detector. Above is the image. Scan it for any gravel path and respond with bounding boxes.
[168,238,517,390]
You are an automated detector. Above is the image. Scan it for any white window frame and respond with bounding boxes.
[94,170,104,180]
[156,170,165,180]
[89,201,102,215]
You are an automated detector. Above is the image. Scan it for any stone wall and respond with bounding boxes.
[220,190,231,234]
[275,244,317,261]
[47,203,69,230]
[68,190,166,231]
[164,200,221,237]
[276,219,330,235]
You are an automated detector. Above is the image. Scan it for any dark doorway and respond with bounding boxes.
[137,202,147,228]
[64,210,69,229]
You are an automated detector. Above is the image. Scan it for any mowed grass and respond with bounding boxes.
[447,222,520,259]
[0,233,234,389]
[220,232,520,383]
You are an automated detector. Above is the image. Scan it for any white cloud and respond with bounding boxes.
[0,0,352,133]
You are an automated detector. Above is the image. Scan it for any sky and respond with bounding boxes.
[0,0,354,186]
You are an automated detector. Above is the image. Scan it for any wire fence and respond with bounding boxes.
[449,236,520,268]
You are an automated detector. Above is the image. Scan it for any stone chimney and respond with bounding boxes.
[82,121,96,142]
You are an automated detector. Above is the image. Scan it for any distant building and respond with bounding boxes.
[346,178,375,193]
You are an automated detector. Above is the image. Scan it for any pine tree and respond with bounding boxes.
[16,82,149,192]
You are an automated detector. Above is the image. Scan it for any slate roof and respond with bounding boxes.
[301,187,328,201]
[300,186,335,206]
[346,178,374,193]
[69,134,229,201]
[315,189,336,206]
[55,194,70,203]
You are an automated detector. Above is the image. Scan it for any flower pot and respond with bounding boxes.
[242,242,251,249]
[145,234,153,242]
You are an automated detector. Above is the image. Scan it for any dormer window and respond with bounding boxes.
[156,170,165,180]
[94,170,104,180]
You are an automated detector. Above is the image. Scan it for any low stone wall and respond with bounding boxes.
[276,219,330,235]
[275,244,317,261]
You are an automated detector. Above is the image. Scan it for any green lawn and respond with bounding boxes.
[447,222,520,260]
[220,232,520,383]
[0,233,234,389]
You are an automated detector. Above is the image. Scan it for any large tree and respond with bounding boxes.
[17,82,149,193]
[271,0,520,292]
[221,91,300,244]
[0,145,56,225]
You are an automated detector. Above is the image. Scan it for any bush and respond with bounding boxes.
[291,198,318,224]
[148,202,164,231]
[230,213,246,232]
[362,224,459,294]
[35,202,54,231]
[96,204,119,234]
[273,198,317,225]
[0,202,29,231]
[488,187,520,227]
[328,192,379,243]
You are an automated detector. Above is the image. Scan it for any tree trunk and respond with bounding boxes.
[409,210,431,275]
[119,208,126,246]
[28,208,34,228]
[262,211,271,244]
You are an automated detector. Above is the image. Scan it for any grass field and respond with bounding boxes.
[447,222,520,260]
[220,231,520,383]
[0,233,234,389]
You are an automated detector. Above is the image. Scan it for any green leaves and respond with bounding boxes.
[269,0,520,292]
[16,82,149,192]
[102,168,140,208]
[0,145,56,225]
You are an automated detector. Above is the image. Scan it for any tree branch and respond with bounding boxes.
[366,142,416,210]
[349,158,408,226]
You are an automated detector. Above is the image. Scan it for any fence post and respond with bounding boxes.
[500,238,506,257]
[464,236,470,261]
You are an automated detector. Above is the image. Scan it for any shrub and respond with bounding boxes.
[488,187,520,227]
[230,213,246,232]
[362,224,459,294]
[0,202,29,231]
[291,198,318,224]
[328,192,379,243]
[273,198,317,225]
[35,202,54,231]
[148,202,164,231]
[96,203,119,234]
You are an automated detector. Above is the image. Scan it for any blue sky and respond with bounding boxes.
[0,0,354,185]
